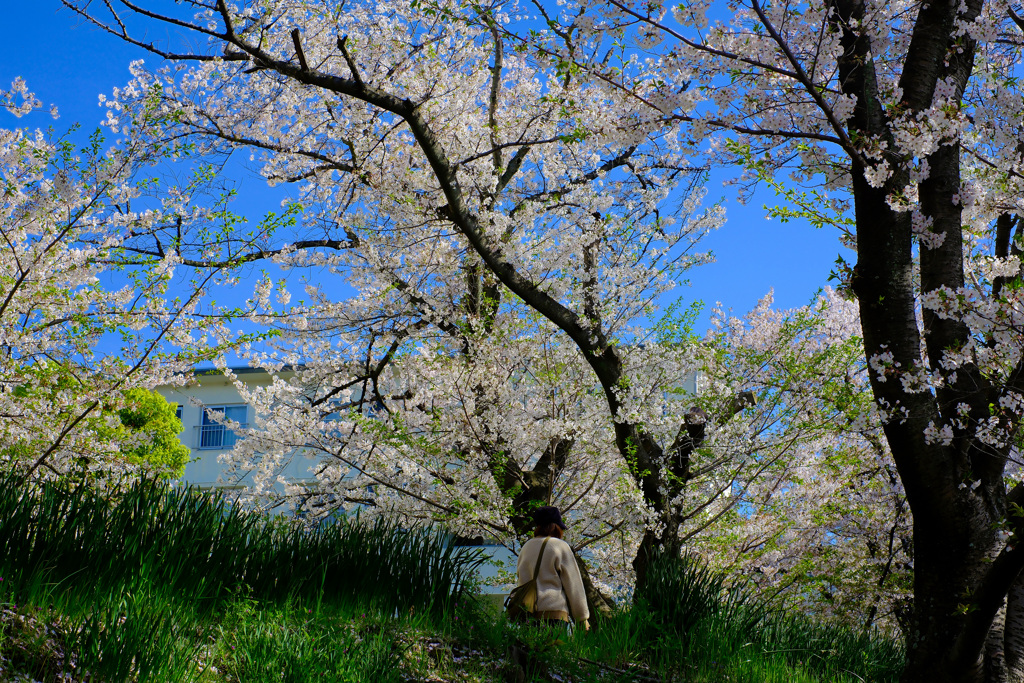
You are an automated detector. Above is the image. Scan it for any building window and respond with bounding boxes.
[174,405,183,420]
[197,405,247,450]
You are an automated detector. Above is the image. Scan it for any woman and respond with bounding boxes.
[515,506,590,631]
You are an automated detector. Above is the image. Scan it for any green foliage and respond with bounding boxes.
[725,140,855,232]
[439,553,901,682]
[655,298,705,347]
[109,388,190,477]
[0,582,415,683]
[0,474,486,682]
[0,363,188,478]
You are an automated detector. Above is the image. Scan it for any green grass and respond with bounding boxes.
[433,597,902,683]
[0,473,483,616]
[0,476,904,682]
[0,474,484,682]
[208,598,407,683]
[0,588,430,683]
[637,551,903,682]
[432,552,903,683]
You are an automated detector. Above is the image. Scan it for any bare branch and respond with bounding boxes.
[291,28,309,71]
[337,35,363,86]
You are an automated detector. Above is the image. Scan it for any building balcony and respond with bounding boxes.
[193,423,248,450]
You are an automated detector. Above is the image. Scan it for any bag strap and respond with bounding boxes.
[532,538,551,584]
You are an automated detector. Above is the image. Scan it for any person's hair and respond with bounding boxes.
[534,522,564,539]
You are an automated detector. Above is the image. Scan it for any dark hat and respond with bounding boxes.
[532,506,566,530]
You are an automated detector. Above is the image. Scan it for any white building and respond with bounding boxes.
[156,366,315,490]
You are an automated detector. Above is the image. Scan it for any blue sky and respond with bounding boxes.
[0,1,853,335]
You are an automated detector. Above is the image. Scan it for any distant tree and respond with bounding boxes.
[109,389,190,478]
[2,364,188,481]
[697,289,912,637]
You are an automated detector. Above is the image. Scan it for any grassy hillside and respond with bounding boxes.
[0,476,902,682]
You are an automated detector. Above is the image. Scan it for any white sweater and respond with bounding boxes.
[516,536,590,622]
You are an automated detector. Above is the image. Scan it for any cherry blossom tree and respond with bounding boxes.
[54,0,924,630]
[0,79,247,483]
[535,0,1024,678]
[223,276,910,629]
[55,0,736,604]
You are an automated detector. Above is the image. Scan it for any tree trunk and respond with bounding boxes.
[1004,572,1024,681]
[900,491,1003,683]
[984,599,1007,683]
[824,0,1024,675]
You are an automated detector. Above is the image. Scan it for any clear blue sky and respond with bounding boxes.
[0,1,852,335]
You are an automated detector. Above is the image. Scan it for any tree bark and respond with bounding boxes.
[825,0,1024,677]
[1004,572,1024,680]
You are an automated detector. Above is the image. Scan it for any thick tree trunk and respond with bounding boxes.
[825,0,1024,676]
[573,549,615,619]
[1004,572,1024,680]
[985,600,1007,683]
[874,486,1024,683]
[900,494,1004,683]
[632,528,680,597]
[847,146,1021,683]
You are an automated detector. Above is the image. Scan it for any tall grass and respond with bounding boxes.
[634,551,905,682]
[642,550,768,634]
[0,474,484,616]
[0,474,484,682]
[457,551,904,682]
[63,583,206,682]
[0,475,905,682]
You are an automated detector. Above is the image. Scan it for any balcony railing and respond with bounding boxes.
[193,423,248,450]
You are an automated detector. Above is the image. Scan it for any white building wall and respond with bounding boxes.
[156,368,317,490]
